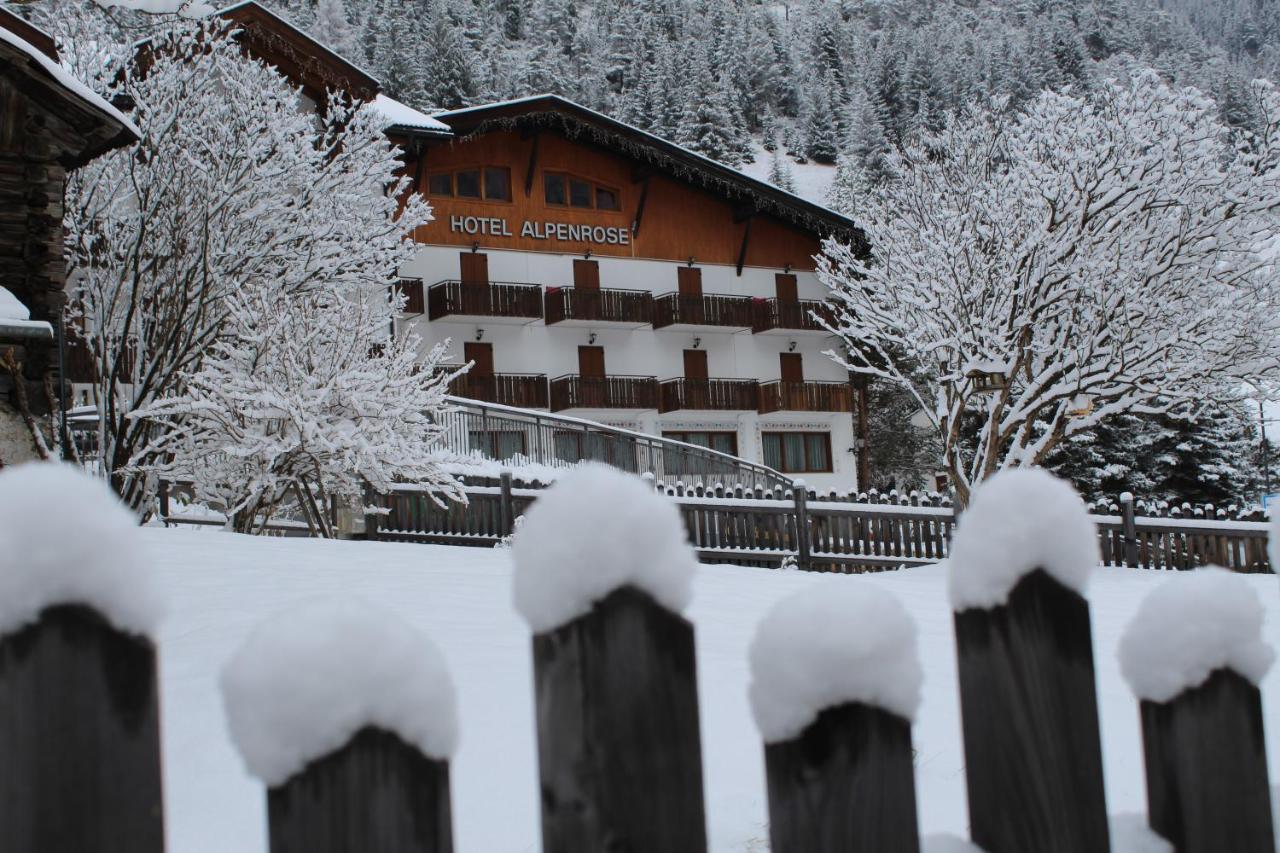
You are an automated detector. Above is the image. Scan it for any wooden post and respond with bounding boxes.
[954,570,1111,853]
[765,702,919,853]
[499,471,514,535]
[531,586,708,852]
[268,727,453,853]
[158,479,170,525]
[0,605,164,852]
[1140,668,1274,853]
[793,482,811,569]
[363,482,382,541]
[1120,494,1139,568]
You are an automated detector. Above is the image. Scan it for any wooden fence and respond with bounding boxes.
[372,479,1273,574]
[6,503,1274,852]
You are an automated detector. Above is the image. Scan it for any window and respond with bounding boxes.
[455,169,481,199]
[544,172,622,211]
[761,432,832,473]
[468,430,526,461]
[484,166,511,201]
[663,431,738,456]
[427,173,453,196]
[429,166,512,202]
[596,186,620,211]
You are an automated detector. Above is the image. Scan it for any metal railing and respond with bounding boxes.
[426,280,544,321]
[438,395,793,492]
[659,378,759,412]
[544,287,653,325]
[758,380,853,413]
[549,374,659,411]
[652,293,755,329]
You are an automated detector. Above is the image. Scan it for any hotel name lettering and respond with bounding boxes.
[449,215,630,246]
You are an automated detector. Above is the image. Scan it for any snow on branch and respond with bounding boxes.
[220,599,459,786]
[1118,567,1274,703]
[510,465,697,633]
[818,73,1280,505]
[748,579,922,742]
[0,464,163,637]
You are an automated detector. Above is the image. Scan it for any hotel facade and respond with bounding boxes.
[393,96,866,491]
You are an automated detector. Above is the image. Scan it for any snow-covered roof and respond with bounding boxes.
[0,24,139,163]
[432,95,860,239]
[0,286,53,342]
[371,93,450,135]
[98,0,216,16]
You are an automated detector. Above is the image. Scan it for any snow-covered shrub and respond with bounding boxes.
[64,20,432,514]
[819,73,1280,506]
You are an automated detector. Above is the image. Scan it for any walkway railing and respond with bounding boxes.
[437,396,793,493]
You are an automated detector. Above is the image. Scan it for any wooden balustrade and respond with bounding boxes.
[426,280,544,321]
[757,380,853,413]
[751,298,835,333]
[549,375,658,411]
[394,278,425,315]
[448,373,548,408]
[544,287,653,325]
[652,293,754,329]
[659,378,759,412]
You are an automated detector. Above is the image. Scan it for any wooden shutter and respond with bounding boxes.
[677,266,703,297]
[464,342,494,377]
[578,346,606,378]
[780,353,804,382]
[682,349,708,380]
[775,273,798,302]
[573,259,600,290]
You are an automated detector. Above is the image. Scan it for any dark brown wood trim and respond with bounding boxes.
[524,132,539,197]
[735,217,753,277]
[632,174,650,238]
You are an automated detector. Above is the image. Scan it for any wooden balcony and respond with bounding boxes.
[652,293,754,331]
[426,280,543,323]
[659,378,759,413]
[394,277,425,314]
[549,375,658,411]
[448,373,548,408]
[544,287,653,327]
[757,380,853,413]
[752,298,836,334]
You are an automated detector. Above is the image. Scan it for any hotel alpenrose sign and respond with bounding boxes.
[449,215,632,246]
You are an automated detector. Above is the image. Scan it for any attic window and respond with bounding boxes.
[456,169,481,199]
[427,173,452,196]
[430,166,512,202]
[545,172,622,212]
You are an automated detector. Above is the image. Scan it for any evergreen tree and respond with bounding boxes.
[767,150,795,191]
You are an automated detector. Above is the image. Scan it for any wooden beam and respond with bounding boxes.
[631,175,650,238]
[631,166,651,184]
[524,132,540,197]
[736,217,753,276]
[733,203,757,224]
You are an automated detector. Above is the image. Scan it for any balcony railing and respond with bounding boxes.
[448,373,548,409]
[659,378,760,413]
[758,380,853,413]
[395,277,425,314]
[426,280,544,321]
[544,287,653,325]
[652,293,754,329]
[752,298,835,333]
[549,375,658,411]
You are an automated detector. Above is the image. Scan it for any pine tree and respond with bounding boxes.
[767,150,795,191]
[310,0,361,61]
[802,82,839,165]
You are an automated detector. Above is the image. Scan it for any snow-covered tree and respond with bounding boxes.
[310,0,361,61]
[767,150,795,191]
[818,73,1280,505]
[128,281,467,536]
[63,21,431,513]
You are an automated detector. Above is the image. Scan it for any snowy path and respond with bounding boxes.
[147,528,1280,853]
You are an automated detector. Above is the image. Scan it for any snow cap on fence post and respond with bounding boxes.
[220,598,458,786]
[948,468,1098,610]
[0,462,163,637]
[748,579,922,742]
[1269,507,1279,575]
[511,464,697,633]
[1118,566,1274,703]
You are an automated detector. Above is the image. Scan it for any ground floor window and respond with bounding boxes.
[662,430,739,457]
[761,431,832,473]
[468,430,526,461]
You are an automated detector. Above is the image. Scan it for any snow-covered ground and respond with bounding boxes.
[150,528,1280,853]
[738,141,837,207]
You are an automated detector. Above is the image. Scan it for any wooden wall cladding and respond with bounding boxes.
[410,130,823,271]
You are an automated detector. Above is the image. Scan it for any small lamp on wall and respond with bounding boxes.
[584,249,593,260]
[784,263,792,274]
[588,332,597,345]
[470,241,480,253]
[692,337,701,349]
[687,257,696,267]
[787,340,797,352]
[475,328,485,342]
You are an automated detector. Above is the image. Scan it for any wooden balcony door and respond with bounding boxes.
[780,352,805,410]
[678,266,704,324]
[574,259,600,321]
[464,342,494,402]
[776,273,799,328]
[460,252,489,315]
[579,345,606,407]
[775,273,798,302]
[684,349,709,409]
